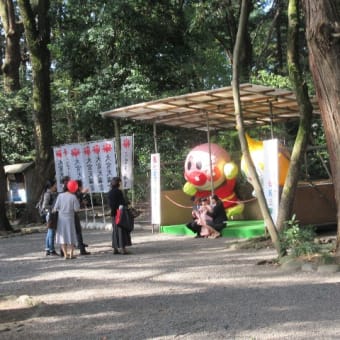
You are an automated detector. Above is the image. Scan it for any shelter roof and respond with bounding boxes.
[4,162,34,174]
[101,83,320,131]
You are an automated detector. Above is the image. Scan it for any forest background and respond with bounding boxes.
[0,0,336,247]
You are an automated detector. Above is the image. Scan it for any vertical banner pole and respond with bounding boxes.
[89,191,96,225]
[85,205,88,229]
[100,192,106,225]
[153,122,158,153]
[205,111,214,196]
[151,153,161,233]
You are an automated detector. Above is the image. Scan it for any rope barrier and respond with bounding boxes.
[222,197,258,204]
[164,194,258,209]
[164,195,192,209]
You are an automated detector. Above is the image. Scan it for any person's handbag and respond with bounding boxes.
[115,205,134,232]
[128,206,140,218]
[47,211,58,230]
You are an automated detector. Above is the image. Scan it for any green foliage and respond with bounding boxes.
[318,251,336,265]
[251,70,292,89]
[47,0,234,151]
[301,119,330,180]
[0,86,35,163]
[213,130,241,159]
[0,0,330,209]
[279,215,320,257]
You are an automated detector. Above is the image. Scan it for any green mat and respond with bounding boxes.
[160,220,266,238]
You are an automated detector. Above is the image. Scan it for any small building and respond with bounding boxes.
[4,162,34,203]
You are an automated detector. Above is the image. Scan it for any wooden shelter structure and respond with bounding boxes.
[101,83,320,130]
[101,83,334,228]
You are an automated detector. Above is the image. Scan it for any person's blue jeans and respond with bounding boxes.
[45,228,56,252]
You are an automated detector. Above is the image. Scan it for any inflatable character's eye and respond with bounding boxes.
[187,161,192,170]
[196,161,202,170]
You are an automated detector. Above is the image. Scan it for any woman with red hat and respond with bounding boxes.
[53,179,80,259]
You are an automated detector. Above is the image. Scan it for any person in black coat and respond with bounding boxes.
[199,194,227,238]
[108,177,132,255]
[74,180,90,255]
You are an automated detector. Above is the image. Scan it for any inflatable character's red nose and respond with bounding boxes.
[187,171,207,186]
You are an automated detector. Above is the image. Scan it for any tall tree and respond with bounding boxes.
[0,139,12,231]
[232,0,280,255]
[0,0,23,232]
[276,0,313,232]
[0,0,22,91]
[18,0,54,221]
[302,0,340,251]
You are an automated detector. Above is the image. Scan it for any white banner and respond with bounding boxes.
[100,140,118,191]
[53,147,66,192]
[89,142,105,193]
[263,139,279,224]
[68,144,86,181]
[54,145,84,192]
[82,143,95,192]
[54,139,118,193]
[151,153,161,225]
[120,136,134,189]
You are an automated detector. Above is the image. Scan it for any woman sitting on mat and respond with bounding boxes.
[198,195,227,239]
[193,197,213,237]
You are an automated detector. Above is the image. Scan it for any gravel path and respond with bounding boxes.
[1,225,340,340]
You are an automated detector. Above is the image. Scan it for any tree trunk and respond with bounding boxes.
[237,0,253,83]
[276,0,313,232]
[0,0,22,92]
[0,0,22,232]
[233,0,281,255]
[0,139,13,232]
[302,0,340,251]
[18,0,54,223]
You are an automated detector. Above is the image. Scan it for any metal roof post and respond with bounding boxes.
[153,122,158,153]
[269,101,274,139]
[205,111,214,196]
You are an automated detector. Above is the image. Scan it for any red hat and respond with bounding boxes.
[67,180,78,193]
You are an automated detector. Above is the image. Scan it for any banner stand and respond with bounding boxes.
[53,136,133,231]
[90,192,96,226]
[100,193,106,225]
[85,206,88,228]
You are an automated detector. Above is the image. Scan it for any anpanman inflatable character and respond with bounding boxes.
[240,134,290,187]
[183,143,244,219]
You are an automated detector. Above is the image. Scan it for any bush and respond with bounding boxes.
[279,215,320,258]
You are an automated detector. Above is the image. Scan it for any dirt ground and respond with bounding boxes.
[1,224,340,340]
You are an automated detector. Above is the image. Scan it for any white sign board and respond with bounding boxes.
[263,139,279,224]
[151,153,161,225]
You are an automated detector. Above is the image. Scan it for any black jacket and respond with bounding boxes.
[108,187,126,217]
[207,201,227,224]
